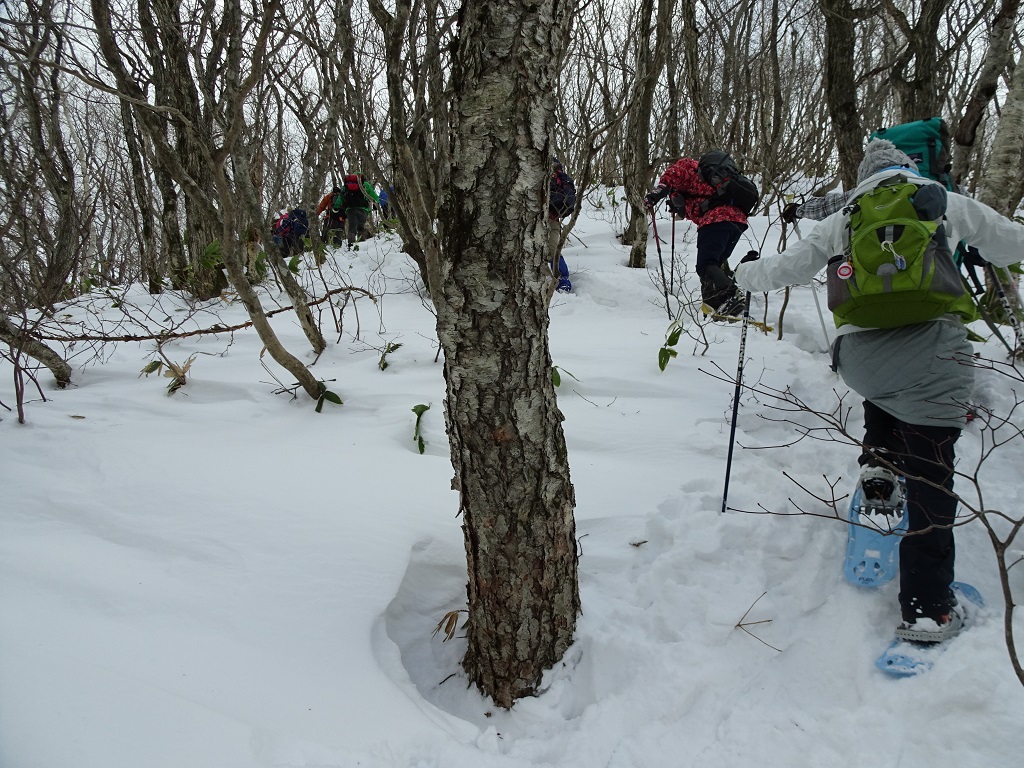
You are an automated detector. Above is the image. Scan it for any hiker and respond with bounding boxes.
[644,151,754,316]
[547,158,576,295]
[378,185,394,221]
[734,138,1024,643]
[340,173,381,249]
[784,118,1009,354]
[317,186,346,246]
[271,207,309,261]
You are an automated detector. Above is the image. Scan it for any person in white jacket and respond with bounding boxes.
[734,138,1024,643]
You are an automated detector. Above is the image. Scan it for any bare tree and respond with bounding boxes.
[367,0,456,291]
[90,0,326,398]
[883,0,952,120]
[819,0,866,188]
[622,0,672,268]
[431,0,580,708]
[0,1,95,310]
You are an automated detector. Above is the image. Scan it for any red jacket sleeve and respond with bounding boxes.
[656,158,747,228]
[658,159,714,198]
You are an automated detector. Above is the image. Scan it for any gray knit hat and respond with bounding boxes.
[856,138,918,183]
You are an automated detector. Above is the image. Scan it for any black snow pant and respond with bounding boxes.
[322,214,345,246]
[695,221,744,310]
[346,208,369,246]
[859,400,960,623]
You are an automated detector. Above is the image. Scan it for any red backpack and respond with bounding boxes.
[342,174,366,208]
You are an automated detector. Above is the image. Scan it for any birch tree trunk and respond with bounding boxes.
[978,60,1024,314]
[437,0,579,709]
[952,0,1021,183]
[977,61,1024,217]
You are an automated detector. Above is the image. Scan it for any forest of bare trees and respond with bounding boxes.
[2,1,1021,320]
[2,0,1024,707]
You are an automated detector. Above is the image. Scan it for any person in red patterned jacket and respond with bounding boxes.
[644,156,748,315]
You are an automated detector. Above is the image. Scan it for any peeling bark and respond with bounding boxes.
[438,0,579,709]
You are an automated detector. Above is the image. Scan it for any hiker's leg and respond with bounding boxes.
[859,400,904,471]
[345,211,357,246]
[695,222,742,308]
[347,209,367,246]
[897,422,960,621]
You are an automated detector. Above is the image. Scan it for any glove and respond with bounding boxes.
[644,187,669,209]
[740,250,759,264]
[666,193,687,215]
[963,246,987,268]
[781,202,800,224]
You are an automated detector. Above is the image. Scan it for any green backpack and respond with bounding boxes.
[826,176,968,329]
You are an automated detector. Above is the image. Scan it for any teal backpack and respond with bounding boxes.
[826,176,967,329]
[870,118,953,190]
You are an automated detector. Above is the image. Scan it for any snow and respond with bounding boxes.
[2,203,1023,767]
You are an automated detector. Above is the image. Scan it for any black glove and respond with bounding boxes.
[740,250,759,264]
[666,193,687,215]
[644,187,669,209]
[781,202,800,224]
[963,245,987,268]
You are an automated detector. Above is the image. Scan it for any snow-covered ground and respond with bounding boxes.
[2,200,1022,767]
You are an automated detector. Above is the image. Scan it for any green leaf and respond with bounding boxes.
[199,240,222,269]
[288,255,301,273]
[411,403,430,417]
[552,366,580,384]
[322,391,343,405]
[417,435,425,455]
[551,367,561,387]
[315,393,326,413]
[140,360,162,376]
[658,347,678,372]
[666,327,683,346]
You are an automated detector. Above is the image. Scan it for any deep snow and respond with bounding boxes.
[2,200,1022,768]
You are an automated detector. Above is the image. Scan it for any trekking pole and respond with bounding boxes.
[986,263,1024,358]
[722,291,752,515]
[955,246,1017,356]
[649,206,673,320]
[670,210,677,296]
[791,215,832,351]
